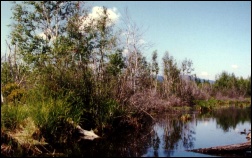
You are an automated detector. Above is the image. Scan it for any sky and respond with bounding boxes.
[1,1,251,81]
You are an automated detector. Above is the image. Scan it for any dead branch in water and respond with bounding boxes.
[187,141,251,156]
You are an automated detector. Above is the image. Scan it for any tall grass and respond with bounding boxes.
[97,99,121,128]
[1,104,30,130]
[1,88,84,138]
[1,84,145,145]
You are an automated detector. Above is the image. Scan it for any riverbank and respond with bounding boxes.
[1,98,251,157]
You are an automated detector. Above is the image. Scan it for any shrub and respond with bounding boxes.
[2,83,26,104]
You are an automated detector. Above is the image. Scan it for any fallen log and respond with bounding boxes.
[66,119,100,140]
[76,125,100,140]
[187,141,251,156]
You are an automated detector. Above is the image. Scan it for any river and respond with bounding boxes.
[54,105,251,157]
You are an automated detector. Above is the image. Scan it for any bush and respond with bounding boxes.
[2,83,26,104]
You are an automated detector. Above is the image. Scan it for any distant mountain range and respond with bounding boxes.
[157,75,215,84]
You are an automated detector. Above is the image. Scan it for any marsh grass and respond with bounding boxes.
[1,88,85,145]
[1,86,129,147]
[1,104,30,130]
[1,88,87,157]
[194,98,251,112]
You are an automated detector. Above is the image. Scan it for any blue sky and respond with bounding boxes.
[1,1,251,80]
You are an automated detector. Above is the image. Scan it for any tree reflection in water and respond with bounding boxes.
[152,130,160,157]
[196,105,251,132]
[64,121,155,157]
[52,105,250,157]
[143,105,250,157]
[214,105,251,132]
[150,114,196,157]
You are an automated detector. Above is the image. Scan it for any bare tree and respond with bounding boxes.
[121,7,153,92]
[162,51,180,98]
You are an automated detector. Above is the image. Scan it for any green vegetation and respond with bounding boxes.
[1,1,251,156]
[193,98,251,112]
[194,98,219,111]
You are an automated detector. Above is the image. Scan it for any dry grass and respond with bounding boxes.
[1,117,50,157]
[8,117,47,146]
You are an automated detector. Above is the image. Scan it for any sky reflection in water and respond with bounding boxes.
[142,106,251,157]
[61,106,250,157]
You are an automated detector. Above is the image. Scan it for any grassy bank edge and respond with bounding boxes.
[1,98,251,157]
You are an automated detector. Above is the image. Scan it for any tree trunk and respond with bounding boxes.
[1,91,3,103]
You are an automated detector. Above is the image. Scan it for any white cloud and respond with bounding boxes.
[106,7,120,23]
[198,71,213,80]
[231,64,238,69]
[81,6,120,29]
[200,71,209,77]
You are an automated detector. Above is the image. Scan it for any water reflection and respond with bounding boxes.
[143,105,251,157]
[55,105,251,157]
[63,123,154,157]
[214,106,251,132]
[143,113,198,157]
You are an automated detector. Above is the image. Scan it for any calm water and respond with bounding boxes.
[143,105,251,157]
[58,105,251,157]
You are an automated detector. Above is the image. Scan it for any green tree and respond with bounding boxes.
[214,71,229,94]
[10,1,89,96]
[214,71,250,98]
[106,50,125,77]
[138,55,152,91]
[9,1,125,128]
[194,75,202,86]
